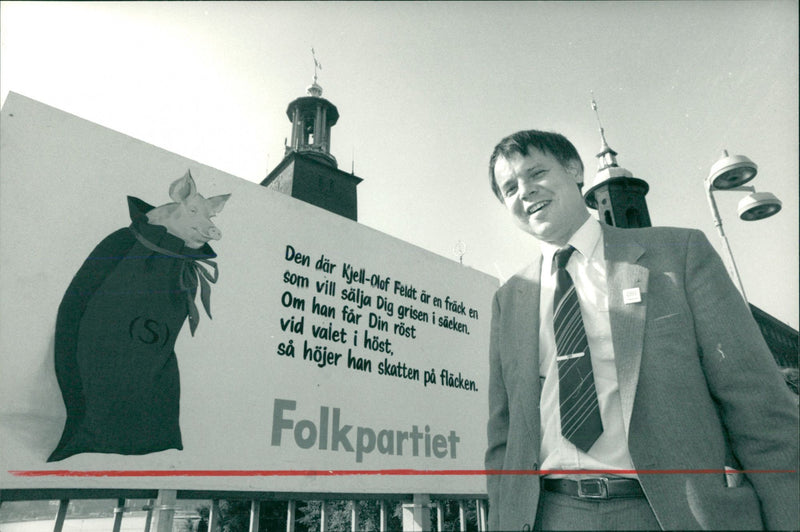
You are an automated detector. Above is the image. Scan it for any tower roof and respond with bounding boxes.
[583,95,649,209]
[286,50,339,124]
[285,96,339,125]
[307,81,323,98]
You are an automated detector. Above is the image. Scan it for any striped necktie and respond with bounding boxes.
[553,246,603,452]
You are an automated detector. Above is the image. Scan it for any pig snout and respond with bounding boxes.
[146,180,230,248]
[204,225,221,241]
[188,222,221,247]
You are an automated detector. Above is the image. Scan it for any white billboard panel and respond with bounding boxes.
[0,94,497,494]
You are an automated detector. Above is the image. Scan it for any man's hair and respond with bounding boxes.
[488,130,584,201]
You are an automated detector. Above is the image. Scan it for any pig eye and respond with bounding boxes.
[189,207,198,214]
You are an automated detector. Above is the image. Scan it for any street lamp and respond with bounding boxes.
[704,150,782,301]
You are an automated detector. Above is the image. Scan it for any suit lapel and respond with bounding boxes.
[511,258,543,445]
[603,225,649,437]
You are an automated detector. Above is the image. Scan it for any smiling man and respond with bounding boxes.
[484,130,798,530]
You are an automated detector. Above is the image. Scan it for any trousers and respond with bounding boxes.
[533,489,661,531]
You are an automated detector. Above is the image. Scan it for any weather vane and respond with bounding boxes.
[590,90,606,137]
[311,48,322,84]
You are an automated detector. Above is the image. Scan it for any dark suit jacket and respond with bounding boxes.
[485,224,799,530]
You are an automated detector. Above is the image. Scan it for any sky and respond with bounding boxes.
[1,1,797,329]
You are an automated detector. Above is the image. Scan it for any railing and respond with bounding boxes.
[0,489,489,531]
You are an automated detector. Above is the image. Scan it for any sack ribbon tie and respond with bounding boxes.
[131,228,218,336]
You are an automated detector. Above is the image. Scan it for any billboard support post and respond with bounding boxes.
[150,490,177,532]
[379,500,388,531]
[112,497,125,532]
[320,500,330,532]
[434,501,444,532]
[209,499,220,532]
[143,500,154,532]
[478,499,488,531]
[402,493,431,531]
[249,499,260,532]
[286,500,296,532]
[54,499,69,532]
[350,501,359,531]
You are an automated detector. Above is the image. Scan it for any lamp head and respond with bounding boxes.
[709,150,758,189]
[738,191,782,221]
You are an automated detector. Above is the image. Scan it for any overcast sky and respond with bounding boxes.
[1,1,797,328]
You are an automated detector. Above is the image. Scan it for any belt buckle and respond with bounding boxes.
[577,478,609,499]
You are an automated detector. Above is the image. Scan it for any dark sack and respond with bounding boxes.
[48,197,216,461]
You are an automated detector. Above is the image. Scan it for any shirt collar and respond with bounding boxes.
[541,217,602,275]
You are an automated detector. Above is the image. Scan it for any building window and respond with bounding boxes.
[626,207,641,227]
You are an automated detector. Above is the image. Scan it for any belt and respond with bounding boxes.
[542,477,645,499]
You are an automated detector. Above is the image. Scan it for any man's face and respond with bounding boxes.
[494,148,589,246]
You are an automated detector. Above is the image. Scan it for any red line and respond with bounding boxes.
[8,469,797,478]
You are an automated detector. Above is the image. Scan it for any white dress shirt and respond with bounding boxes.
[538,217,637,478]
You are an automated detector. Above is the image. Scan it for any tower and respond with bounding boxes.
[583,97,651,228]
[261,52,362,221]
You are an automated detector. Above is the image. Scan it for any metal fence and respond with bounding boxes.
[0,490,489,532]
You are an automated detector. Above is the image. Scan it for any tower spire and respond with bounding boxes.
[308,48,323,97]
[591,92,620,171]
[583,93,651,228]
[312,48,321,84]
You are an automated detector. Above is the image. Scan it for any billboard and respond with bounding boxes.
[0,93,498,494]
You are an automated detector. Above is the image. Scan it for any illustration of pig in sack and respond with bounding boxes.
[48,170,230,462]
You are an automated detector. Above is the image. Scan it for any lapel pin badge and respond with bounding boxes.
[623,287,642,304]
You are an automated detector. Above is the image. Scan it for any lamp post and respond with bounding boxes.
[704,150,782,302]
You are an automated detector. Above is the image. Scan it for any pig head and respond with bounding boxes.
[146,170,231,248]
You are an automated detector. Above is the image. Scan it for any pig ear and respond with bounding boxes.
[207,194,231,215]
[169,170,197,203]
